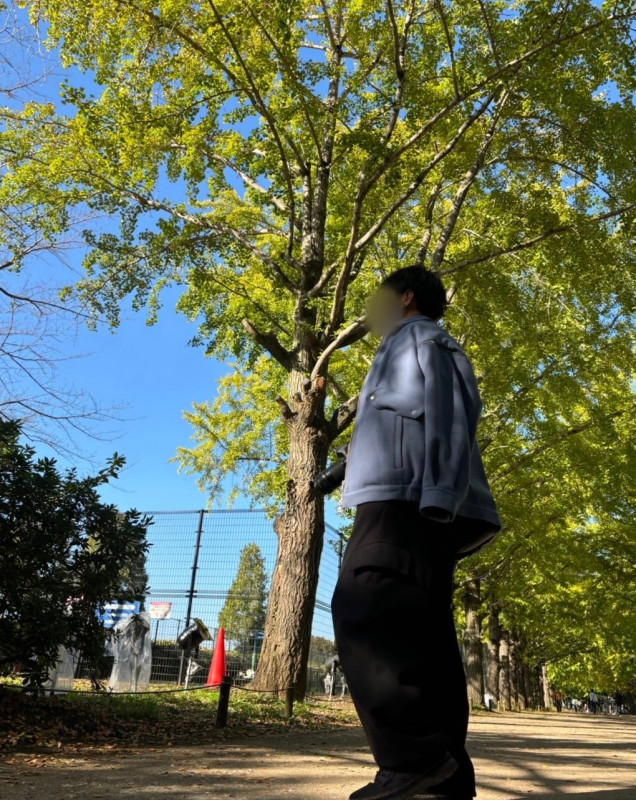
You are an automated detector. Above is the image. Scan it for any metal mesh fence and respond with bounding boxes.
[82,510,345,694]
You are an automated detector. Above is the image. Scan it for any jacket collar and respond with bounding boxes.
[395,314,435,328]
[384,314,437,339]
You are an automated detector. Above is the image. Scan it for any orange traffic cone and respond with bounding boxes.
[206,627,227,687]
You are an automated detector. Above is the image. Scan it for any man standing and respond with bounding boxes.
[331,266,502,800]
[588,690,599,714]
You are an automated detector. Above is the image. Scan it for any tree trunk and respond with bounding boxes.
[498,631,511,711]
[485,601,501,701]
[508,636,520,710]
[250,369,330,700]
[539,660,551,710]
[522,661,534,709]
[511,633,527,710]
[532,664,543,709]
[462,578,484,708]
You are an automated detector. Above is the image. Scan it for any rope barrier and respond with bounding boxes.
[3,676,298,729]
[3,680,293,697]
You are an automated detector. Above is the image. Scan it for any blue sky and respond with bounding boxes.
[41,287,234,512]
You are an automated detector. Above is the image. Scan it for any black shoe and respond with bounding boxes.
[349,756,459,800]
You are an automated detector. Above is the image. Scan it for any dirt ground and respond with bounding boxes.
[1,709,635,800]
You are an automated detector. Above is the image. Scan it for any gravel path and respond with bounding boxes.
[2,710,635,800]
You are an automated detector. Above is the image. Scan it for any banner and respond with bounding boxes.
[98,601,141,630]
[149,601,172,619]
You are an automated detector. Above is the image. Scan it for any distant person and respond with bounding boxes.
[325,653,343,698]
[602,693,612,715]
[554,689,564,713]
[588,690,599,714]
[615,691,624,715]
[331,267,502,800]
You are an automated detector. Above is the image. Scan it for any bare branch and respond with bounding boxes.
[242,318,293,370]
[414,183,442,265]
[0,284,91,319]
[275,395,295,422]
[487,153,616,201]
[383,0,417,145]
[334,89,499,305]
[310,316,367,382]
[0,293,122,458]
[434,0,460,98]
[206,151,301,228]
[328,394,359,440]
[205,0,305,258]
[476,0,501,67]
[243,3,323,157]
[490,408,630,485]
[442,202,636,276]
[430,89,510,270]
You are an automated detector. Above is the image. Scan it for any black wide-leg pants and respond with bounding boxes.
[331,501,476,797]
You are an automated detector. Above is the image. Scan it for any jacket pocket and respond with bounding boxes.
[368,386,426,419]
[345,541,415,583]
[368,386,425,471]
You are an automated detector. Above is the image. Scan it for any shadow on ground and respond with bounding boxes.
[1,711,634,800]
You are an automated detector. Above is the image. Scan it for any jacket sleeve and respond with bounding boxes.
[416,340,474,522]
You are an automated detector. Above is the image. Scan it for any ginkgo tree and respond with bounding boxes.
[1,0,635,698]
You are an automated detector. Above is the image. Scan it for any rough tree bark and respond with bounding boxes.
[498,631,511,711]
[539,660,551,710]
[521,661,533,709]
[485,600,501,701]
[249,370,331,698]
[463,578,485,708]
[508,635,520,710]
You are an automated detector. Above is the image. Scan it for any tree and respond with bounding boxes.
[0,419,151,688]
[218,542,268,658]
[1,1,635,698]
[0,2,119,454]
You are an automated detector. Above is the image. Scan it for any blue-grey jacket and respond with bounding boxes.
[341,315,502,556]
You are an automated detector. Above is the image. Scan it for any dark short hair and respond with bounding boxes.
[381,265,448,321]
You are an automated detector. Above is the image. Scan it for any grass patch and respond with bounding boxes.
[0,680,359,752]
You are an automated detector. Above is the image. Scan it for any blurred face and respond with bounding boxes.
[366,286,415,335]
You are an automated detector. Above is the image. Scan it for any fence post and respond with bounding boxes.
[216,675,232,728]
[285,684,295,719]
[178,509,206,685]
